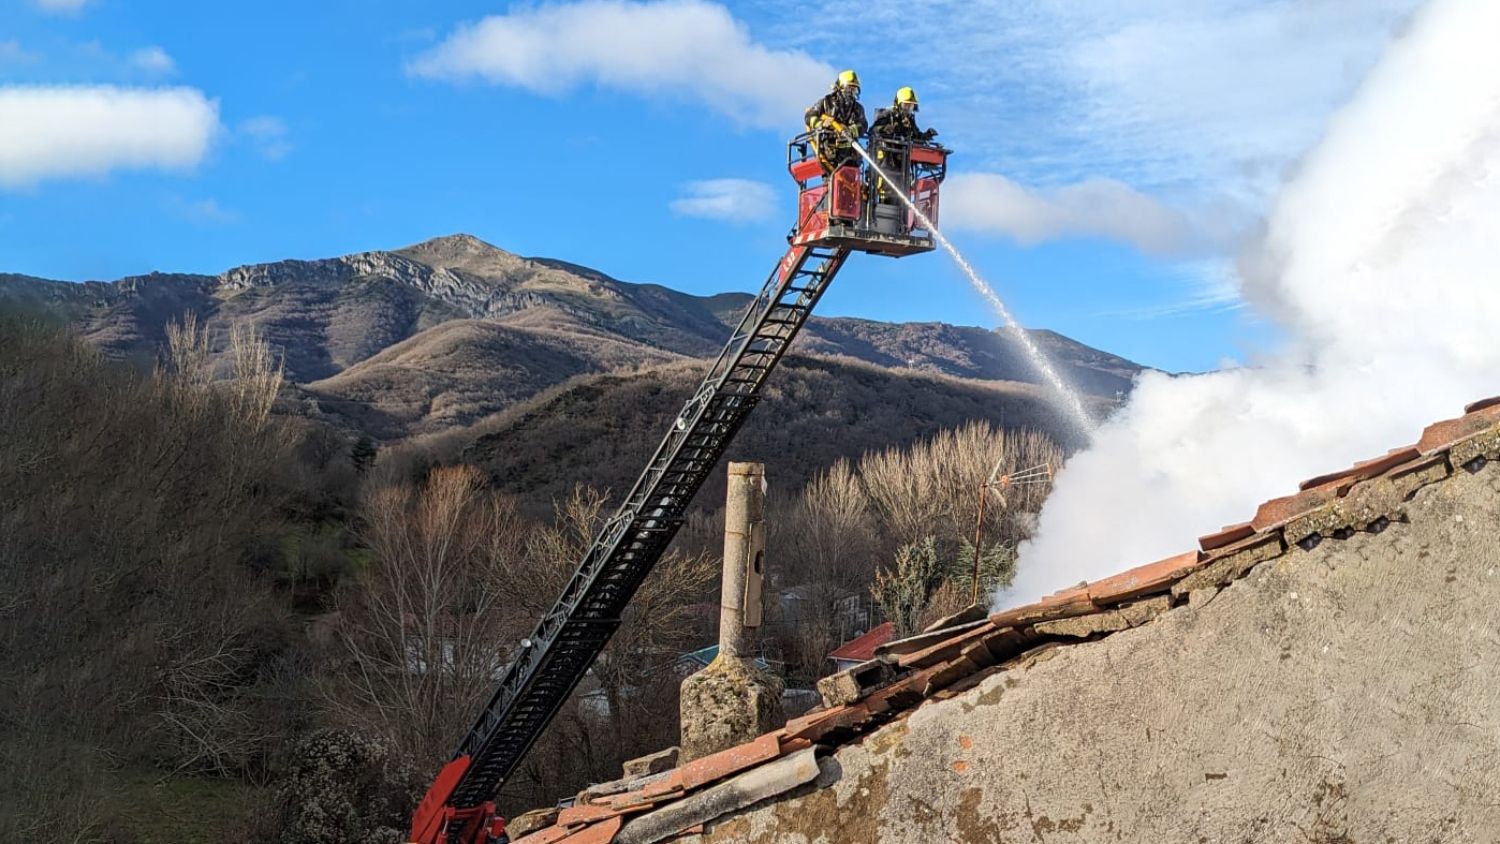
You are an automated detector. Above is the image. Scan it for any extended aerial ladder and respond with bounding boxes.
[409,132,949,844]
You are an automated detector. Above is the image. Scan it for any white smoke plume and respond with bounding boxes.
[1005,0,1500,604]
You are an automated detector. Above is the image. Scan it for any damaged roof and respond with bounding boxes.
[506,396,1500,844]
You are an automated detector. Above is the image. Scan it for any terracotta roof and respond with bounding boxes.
[827,622,893,663]
[505,396,1500,844]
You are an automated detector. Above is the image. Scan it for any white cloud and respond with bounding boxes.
[240,115,291,161]
[33,0,88,14]
[408,0,833,128]
[0,40,39,64]
[0,85,220,189]
[3,40,180,78]
[128,46,176,76]
[670,178,777,222]
[761,0,1418,201]
[169,196,238,224]
[943,171,1239,257]
[1054,1,1418,194]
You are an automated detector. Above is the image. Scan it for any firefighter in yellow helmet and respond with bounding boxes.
[803,70,868,173]
[871,86,937,146]
[870,86,937,203]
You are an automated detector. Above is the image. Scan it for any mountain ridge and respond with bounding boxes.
[0,233,1143,440]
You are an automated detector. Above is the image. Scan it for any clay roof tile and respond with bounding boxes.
[1251,477,1344,531]
[895,621,998,669]
[510,823,577,844]
[677,732,782,791]
[990,586,1097,629]
[555,803,626,828]
[1087,550,1204,605]
[1198,522,1255,552]
[1463,396,1500,414]
[1418,402,1500,454]
[1297,446,1422,491]
[558,816,622,843]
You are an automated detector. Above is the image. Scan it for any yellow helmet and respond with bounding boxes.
[895,86,919,109]
[836,69,861,92]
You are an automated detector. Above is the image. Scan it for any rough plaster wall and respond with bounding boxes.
[701,463,1500,843]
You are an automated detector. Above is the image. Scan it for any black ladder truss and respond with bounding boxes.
[448,243,851,808]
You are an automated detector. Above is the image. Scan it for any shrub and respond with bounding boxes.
[261,729,422,844]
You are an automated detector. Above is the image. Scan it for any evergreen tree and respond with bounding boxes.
[350,435,377,475]
[952,538,1017,601]
[870,536,944,638]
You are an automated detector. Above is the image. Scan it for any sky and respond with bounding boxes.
[0,0,1421,373]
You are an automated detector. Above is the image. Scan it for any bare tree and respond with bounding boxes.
[331,465,530,767]
[764,458,880,682]
[859,422,1062,549]
[763,424,1061,675]
[780,458,877,594]
[227,320,286,427]
[163,310,214,390]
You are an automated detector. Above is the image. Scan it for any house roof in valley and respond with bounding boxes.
[827,622,894,664]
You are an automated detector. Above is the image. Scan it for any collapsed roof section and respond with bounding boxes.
[506,396,1500,844]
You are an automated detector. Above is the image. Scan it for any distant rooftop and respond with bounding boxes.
[827,622,893,665]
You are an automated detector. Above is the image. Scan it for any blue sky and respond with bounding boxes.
[0,0,1419,372]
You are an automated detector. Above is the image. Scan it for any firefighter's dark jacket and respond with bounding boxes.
[804,89,868,137]
[871,106,934,142]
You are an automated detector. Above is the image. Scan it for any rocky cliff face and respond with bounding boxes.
[699,458,1500,842]
[217,235,610,323]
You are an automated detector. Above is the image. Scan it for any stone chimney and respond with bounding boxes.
[718,462,766,658]
[678,462,784,762]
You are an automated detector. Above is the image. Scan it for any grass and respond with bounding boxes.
[101,769,262,844]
